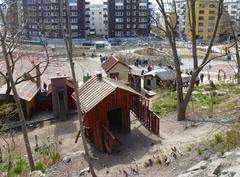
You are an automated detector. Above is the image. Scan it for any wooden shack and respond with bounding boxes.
[74,75,160,153]
[0,80,41,119]
[102,56,130,81]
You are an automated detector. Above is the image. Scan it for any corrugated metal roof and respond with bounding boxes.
[0,81,40,101]
[73,76,141,113]
[144,67,176,81]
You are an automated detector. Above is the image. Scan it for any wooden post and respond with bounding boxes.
[34,135,38,149]
[0,147,2,163]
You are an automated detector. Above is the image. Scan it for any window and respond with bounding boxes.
[115,5,124,10]
[115,24,124,29]
[115,31,124,37]
[139,18,147,22]
[209,4,216,8]
[139,5,147,10]
[198,22,203,26]
[209,10,215,14]
[139,24,147,29]
[199,10,204,14]
[115,18,124,23]
[115,11,124,16]
[199,4,205,8]
[208,16,215,20]
[199,16,204,20]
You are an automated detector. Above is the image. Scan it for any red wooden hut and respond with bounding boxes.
[74,75,160,153]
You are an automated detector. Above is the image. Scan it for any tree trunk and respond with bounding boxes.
[60,1,97,176]
[177,102,187,121]
[1,40,35,171]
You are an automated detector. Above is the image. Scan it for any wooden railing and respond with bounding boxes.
[131,97,160,135]
[102,125,116,153]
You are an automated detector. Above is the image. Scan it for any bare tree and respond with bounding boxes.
[155,0,224,120]
[59,1,97,176]
[0,1,51,101]
[0,1,35,171]
[224,8,240,84]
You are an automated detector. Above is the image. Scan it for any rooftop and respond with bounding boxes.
[0,81,40,101]
[73,76,141,113]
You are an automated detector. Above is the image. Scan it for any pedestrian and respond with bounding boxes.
[200,73,204,83]
[43,82,47,91]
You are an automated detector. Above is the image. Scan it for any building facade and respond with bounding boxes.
[20,0,85,38]
[85,2,108,37]
[185,0,219,41]
[175,0,186,35]
[108,0,151,38]
[223,0,240,35]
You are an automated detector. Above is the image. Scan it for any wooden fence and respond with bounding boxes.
[131,97,160,135]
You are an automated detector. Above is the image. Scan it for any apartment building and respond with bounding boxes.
[224,0,240,34]
[175,0,186,34]
[108,0,151,38]
[185,0,219,41]
[20,0,85,38]
[85,1,108,37]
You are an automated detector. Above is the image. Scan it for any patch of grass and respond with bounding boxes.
[197,124,240,157]
[35,160,47,173]
[152,91,177,115]
[8,157,28,176]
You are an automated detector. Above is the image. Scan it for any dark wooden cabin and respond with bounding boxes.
[74,75,160,153]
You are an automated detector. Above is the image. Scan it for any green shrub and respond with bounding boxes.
[12,157,27,175]
[214,134,223,145]
[35,160,47,172]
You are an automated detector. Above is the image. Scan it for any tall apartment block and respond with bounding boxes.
[108,0,151,38]
[20,0,85,38]
[175,0,186,34]
[85,1,108,37]
[224,0,240,34]
[185,0,219,41]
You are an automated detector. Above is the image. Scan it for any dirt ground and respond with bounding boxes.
[1,111,225,177]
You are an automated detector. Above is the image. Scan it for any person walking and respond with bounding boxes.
[200,73,204,84]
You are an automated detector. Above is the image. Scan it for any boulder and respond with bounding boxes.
[187,161,208,172]
[29,171,45,177]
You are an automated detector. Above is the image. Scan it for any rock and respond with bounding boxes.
[178,170,204,177]
[207,159,223,176]
[79,167,90,176]
[65,150,85,158]
[187,161,208,172]
[62,156,71,163]
[29,171,46,177]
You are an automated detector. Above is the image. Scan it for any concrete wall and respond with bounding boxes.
[51,77,68,120]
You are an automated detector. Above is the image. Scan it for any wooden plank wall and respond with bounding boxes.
[84,89,133,152]
[131,97,160,135]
